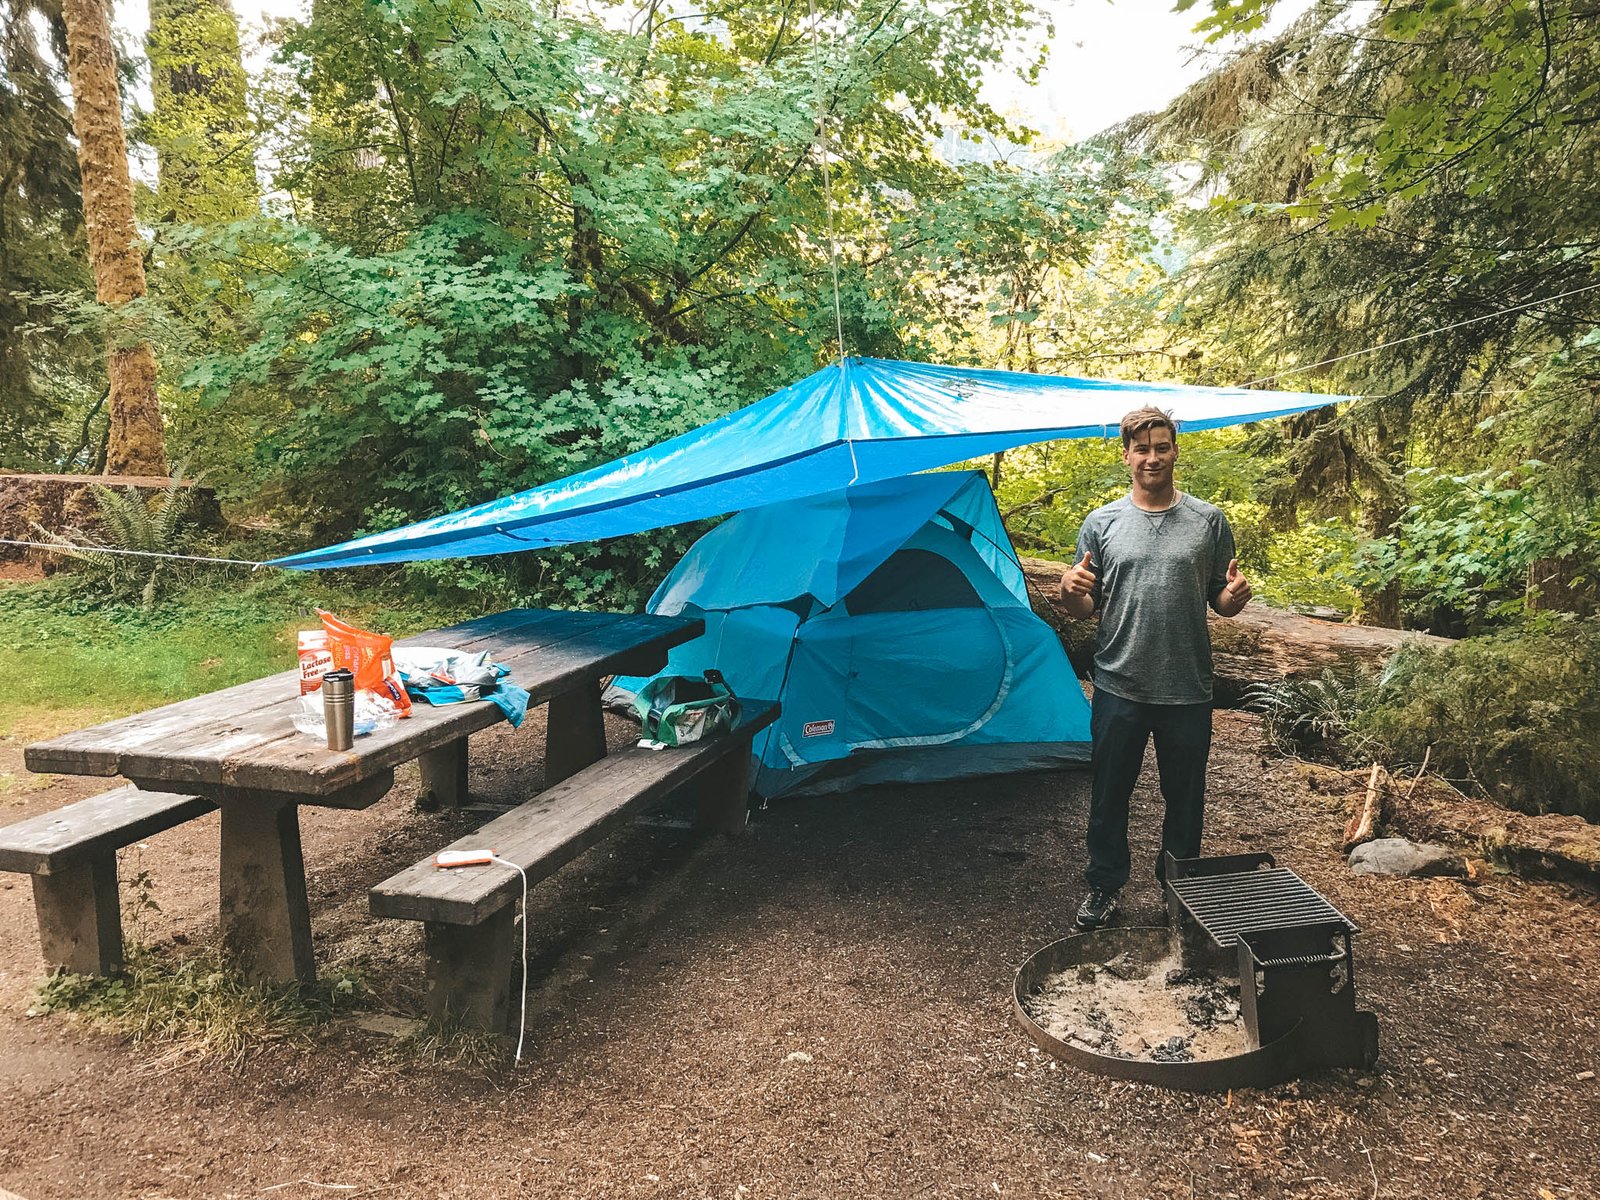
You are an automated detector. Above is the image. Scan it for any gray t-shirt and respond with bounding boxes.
[1074,493,1235,705]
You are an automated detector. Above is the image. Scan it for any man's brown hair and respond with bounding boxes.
[1119,406,1177,448]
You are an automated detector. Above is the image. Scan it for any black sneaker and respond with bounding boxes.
[1074,888,1121,930]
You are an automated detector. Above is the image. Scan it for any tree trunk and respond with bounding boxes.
[1526,555,1599,618]
[146,0,258,223]
[61,0,167,477]
[1358,492,1405,629]
[1354,405,1408,629]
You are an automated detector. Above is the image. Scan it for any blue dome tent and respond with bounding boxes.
[605,470,1089,799]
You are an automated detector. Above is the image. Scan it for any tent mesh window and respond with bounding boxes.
[843,548,983,615]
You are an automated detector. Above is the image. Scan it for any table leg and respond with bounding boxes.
[418,737,469,810]
[546,679,607,785]
[218,798,316,984]
[33,854,122,975]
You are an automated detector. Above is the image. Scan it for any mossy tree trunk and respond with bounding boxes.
[60,0,167,477]
[1358,492,1405,629]
[1354,404,1408,630]
[145,0,257,224]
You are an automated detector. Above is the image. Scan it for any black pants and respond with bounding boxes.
[1085,689,1213,892]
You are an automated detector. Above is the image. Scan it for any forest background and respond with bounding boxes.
[1,0,1597,820]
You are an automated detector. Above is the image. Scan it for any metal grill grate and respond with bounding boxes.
[1166,867,1355,948]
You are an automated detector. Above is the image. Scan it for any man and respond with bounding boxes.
[1057,406,1252,930]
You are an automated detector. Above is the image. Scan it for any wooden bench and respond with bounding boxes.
[371,700,779,1032]
[0,785,215,975]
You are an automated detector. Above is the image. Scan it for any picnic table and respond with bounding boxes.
[21,608,702,984]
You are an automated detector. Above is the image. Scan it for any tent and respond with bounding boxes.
[270,357,1344,570]
[604,469,1090,799]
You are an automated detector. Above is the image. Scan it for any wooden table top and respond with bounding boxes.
[25,608,702,799]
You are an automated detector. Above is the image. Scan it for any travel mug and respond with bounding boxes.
[322,668,355,751]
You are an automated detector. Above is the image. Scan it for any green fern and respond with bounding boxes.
[30,465,198,607]
[1243,668,1377,764]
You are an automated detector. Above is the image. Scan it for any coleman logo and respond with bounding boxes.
[802,719,836,738]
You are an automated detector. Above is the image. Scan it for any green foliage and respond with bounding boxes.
[1256,519,1360,613]
[1179,0,1598,222]
[991,440,1129,557]
[0,0,102,470]
[1356,622,1600,821]
[151,0,1144,598]
[29,472,200,608]
[1246,622,1600,821]
[33,945,364,1069]
[172,214,752,531]
[1133,0,1600,627]
[141,0,257,223]
[1348,463,1600,632]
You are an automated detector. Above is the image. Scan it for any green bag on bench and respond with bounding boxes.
[634,669,741,747]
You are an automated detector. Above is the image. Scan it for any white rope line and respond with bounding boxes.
[0,538,270,568]
[1239,279,1600,388]
[809,0,848,360]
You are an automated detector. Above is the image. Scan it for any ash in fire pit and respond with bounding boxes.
[1021,949,1248,1063]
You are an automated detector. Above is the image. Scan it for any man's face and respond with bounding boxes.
[1123,423,1178,489]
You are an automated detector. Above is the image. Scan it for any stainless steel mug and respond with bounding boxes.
[322,668,355,751]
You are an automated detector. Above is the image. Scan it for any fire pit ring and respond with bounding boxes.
[1013,927,1314,1091]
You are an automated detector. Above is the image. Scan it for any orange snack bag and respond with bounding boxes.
[316,609,412,717]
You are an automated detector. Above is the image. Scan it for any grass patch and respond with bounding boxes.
[385,1022,510,1070]
[30,944,366,1070]
[0,571,479,735]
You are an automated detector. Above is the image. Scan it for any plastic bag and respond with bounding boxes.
[291,609,409,741]
[317,608,411,717]
[292,687,401,741]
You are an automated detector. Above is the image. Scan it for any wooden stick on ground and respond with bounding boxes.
[1343,762,1388,851]
[1403,746,1433,804]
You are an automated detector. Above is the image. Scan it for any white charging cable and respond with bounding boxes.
[488,854,529,1066]
[433,849,529,1065]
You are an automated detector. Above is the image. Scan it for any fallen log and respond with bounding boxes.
[1296,761,1600,891]
[0,472,221,574]
[1019,554,1453,706]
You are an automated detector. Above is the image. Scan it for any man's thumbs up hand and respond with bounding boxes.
[1060,551,1096,598]
[1218,557,1253,614]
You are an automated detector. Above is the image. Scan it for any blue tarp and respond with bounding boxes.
[271,357,1343,570]
[606,471,1091,799]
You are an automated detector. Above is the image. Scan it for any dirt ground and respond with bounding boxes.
[1,707,1597,1200]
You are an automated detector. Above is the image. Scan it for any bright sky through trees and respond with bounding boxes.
[986,0,1315,140]
[110,0,1313,141]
